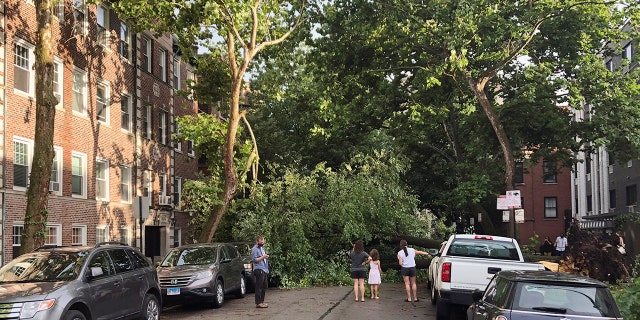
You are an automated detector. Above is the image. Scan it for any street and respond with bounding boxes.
[160,282,467,320]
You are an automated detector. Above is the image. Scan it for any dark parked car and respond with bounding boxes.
[0,242,161,320]
[467,270,622,320]
[157,243,246,308]
[231,242,255,293]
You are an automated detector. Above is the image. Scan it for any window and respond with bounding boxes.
[45,225,62,246]
[120,165,131,203]
[72,225,87,246]
[54,0,65,22]
[143,170,152,197]
[120,22,131,60]
[543,161,557,183]
[120,226,131,245]
[96,81,110,123]
[96,159,109,201]
[53,58,63,109]
[72,69,87,114]
[606,59,614,71]
[515,162,524,184]
[159,174,167,198]
[173,122,181,152]
[121,94,132,131]
[187,70,195,99]
[159,49,167,81]
[544,197,557,218]
[610,189,616,209]
[626,185,637,206]
[96,5,109,46]
[174,177,182,208]
[623,43,633,61]
[142,37,152,73]
[14,40,34,96]
[109,249,134,273]
[187,140,195,157]
[12,225,23,259]
[72,0,87,35]
[96,225,109,243]
[587,195,593,213]
[49,146,62,195]
[13,138,32,189]
[586,157,591,174]
[173,58,181,89]
[71,151,87,198]
[142,105,152,139]
[160,110,168,144]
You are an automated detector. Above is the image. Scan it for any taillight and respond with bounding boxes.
[475,235,493,240]
[441,262,451,282]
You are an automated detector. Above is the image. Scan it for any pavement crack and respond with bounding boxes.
[317,288,352,320]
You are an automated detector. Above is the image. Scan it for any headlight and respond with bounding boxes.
[194,270,213,280]
[20,299,55,318]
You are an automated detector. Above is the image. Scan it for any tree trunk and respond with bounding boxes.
[22,0,57,254]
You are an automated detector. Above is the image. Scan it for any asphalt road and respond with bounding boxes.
[160,282,467,320]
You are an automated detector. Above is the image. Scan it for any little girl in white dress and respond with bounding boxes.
[368,249,382,299]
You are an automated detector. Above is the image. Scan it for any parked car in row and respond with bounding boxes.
[156,243,246,309]
[231,242,256,293]
[467,270,622,320]
[0,242,161,320]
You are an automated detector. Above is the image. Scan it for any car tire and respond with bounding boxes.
[211,279,225,309]
[435,299,449,320]
[235,275,246,298]
[141,293,160,320]
[430,284,437,305]
[63,310,87,320]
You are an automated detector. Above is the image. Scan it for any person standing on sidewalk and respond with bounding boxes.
[368,248,382,300]
[554,233,568,259]
[252,235,270,308]
[349,240,371,302]
[397,239,429,302]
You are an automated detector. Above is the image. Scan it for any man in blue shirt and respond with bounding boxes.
[251,235,270,308]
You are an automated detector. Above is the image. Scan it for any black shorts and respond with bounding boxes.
[401,267,417,277]
[351,270,367,279]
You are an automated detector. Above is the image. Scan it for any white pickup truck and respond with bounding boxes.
[427,234,545,320]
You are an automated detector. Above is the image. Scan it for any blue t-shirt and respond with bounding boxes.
[251,245,269,272]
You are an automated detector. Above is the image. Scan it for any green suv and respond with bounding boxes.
[0,242,161,320]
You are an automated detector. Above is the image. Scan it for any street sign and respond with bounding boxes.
[497,195,508,210]
[506,190,521,208]
[515,209,525,223]
[502,210,510,222]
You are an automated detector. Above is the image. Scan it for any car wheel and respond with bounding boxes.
[235,275,246,298]
[430,283,437,305]
[435,299,449,320]
[63,310,87,320]
[211,279,225,309]
[141,293,160,320]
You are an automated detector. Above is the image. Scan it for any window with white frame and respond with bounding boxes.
[96,159,109,201]
[606,59,614,72]
[623,43,633,61]
[120,22,131,60]
[12,224,23,259]
[187,70,195,99]
[96,225,109,243]
[54,0,65,22]
[96,5,109,47]
[159,174,167,198]
[120,165,131,203]
[71,151,87,198]
[72,0,87,35]
[142,105,152,139]
[53,57,63,109]
[187,140,195,157]
[173,122,181,152]
[142,37,152,73]
[45,225,62,246]
[13,137,32,189]
[173,58,181,89]
[143,170,152,198]
[120,226,131,245]
[49,146,62,195]
[14,40,34,96]
[96,81,110,123]
[72,69,87,114]
[160,110,168,144]
[174,177,182,208]
[121,94,132,131]
[544,197,558,218]
[72,225,87,246]
[159,49,167,82]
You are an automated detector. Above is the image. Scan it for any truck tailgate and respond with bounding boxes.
[448,257,544,291]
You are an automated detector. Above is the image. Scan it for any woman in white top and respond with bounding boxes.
[397,239,430,302]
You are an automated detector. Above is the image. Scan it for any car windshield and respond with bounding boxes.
[0,252,86,282]
[160,247,218,266]
[514,282,620,317]
[235,244,251,256]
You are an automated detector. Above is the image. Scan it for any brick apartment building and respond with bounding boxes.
[0,0,200,264]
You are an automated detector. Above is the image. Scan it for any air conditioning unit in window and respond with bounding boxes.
[159,195,172,206]
[49,181,60,192]
[627,205,636,213]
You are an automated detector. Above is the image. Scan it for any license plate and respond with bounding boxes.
[167,287,180,295]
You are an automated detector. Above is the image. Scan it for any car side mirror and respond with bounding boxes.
[86,266,103,281]
[471,289,484,302]
[428,249,440,256]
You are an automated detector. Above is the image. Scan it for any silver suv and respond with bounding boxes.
[157,243,246,308]
[0,242,161,320]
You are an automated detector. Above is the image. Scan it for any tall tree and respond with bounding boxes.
[21,0,58,253]
[108,0,306,241]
